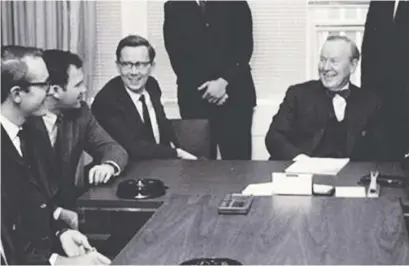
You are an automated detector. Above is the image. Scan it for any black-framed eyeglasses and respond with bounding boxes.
[20,80,52,93]
[117,60,152,70]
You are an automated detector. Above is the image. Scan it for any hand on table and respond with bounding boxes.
[89,164,115,185]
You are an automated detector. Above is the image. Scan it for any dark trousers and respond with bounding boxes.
[179,100,253,160]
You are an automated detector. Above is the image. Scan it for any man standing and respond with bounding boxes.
[92,35,196,161]
[361,0,409,160]
[265,36,384,161]
[163,1,256,160]
[27,50,128,210]
[1,45,110,265]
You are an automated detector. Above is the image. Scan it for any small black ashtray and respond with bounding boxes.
[180,258,242,265]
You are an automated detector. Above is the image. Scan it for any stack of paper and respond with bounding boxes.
[241,182,274,196]
[285,157,350,175]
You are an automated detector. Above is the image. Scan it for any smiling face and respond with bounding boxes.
[116,46,154,93]
[56,65,86,109]
[318,39,358,91]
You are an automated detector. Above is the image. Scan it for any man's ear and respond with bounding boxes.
[9,86,23,104]
[49,85,64,99]
[349,58,358,75]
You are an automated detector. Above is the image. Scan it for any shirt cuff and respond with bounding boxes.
[49,253,59,265]
[53,207,63,220]
[104,161,121,176]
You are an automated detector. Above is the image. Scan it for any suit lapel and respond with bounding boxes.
[117,82,145,126]
[1,126,44,190]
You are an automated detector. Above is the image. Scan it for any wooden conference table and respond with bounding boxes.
[77,160,409,264]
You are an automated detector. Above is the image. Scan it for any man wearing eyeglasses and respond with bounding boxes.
[26,50,129,212]
[92,35,197,160]
[1,45,111,265]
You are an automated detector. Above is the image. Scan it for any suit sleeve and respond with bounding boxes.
[92,96,178,160]
[82,105,129,171]
[163,2,198,83]
[220,1,253,83]
[265,86,302,160]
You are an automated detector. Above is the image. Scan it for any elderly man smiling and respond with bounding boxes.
[265,35,385,161]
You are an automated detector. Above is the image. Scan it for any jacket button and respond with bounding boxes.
[12,224,16,231]
[40,203,47,208]
[205,23,210,27]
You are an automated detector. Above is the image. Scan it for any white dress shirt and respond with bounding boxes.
[0,114,22,156]
[330,83,349,122]
[125,88,161,144]
[42,112,59,146]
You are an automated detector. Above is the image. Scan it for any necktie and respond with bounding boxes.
[17,129,30,160]
[326,90,350,122]
[52,114,63,148]
[140,95,156,143]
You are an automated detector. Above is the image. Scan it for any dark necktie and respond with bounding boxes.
[326,89,351,99]
[18,128,30,161]
[140,95,156,143]
[53,114,64,151]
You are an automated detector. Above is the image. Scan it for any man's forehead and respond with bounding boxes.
[321,40,350,56]
[120,46,150,61]
[67,65,84,82]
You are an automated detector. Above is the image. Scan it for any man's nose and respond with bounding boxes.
[322,60,331,70]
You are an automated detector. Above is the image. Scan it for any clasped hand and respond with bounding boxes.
[198,78,229,106]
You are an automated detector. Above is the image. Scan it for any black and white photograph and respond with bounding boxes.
[1,0,409,264]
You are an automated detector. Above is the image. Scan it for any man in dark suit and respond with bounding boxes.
[265,36,384,161]
[361,0,409,160]
[26,50,129,211]
[92,35,197,161]
[1,45,110,265]
[163,0,256,160]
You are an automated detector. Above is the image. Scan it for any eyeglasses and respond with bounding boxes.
[20,80,51,94]
[117,61,152,70]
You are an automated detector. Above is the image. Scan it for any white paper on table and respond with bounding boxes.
[335,186,366,198]
[285,157,350,175]
[241,182,274,196]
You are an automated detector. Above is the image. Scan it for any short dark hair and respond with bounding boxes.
[42,49,83,87]
[1,45,43,103]
[115,35,156,62]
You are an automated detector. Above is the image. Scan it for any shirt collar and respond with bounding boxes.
[0,114,21,141]
[42,111,58,134]
[124,86,149,101]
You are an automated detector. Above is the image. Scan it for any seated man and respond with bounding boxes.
[27,50,129,210]
[1,45,110,265]
[265,36,384,161]
[92,35,197,160]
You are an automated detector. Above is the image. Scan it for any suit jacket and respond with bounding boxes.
[361,1,409,159]
[27,103,128,209]
[1,125,63,265]
[92,76,180,160]
[163,0,256,113]
[265,80,385,161]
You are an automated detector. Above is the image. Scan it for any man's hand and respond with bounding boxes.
[54,251,111,265]
[59,229,93,257]
[198,78,229,104]
[89,164,115,185]
[176,148,198,160]
[59,209,79,230]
